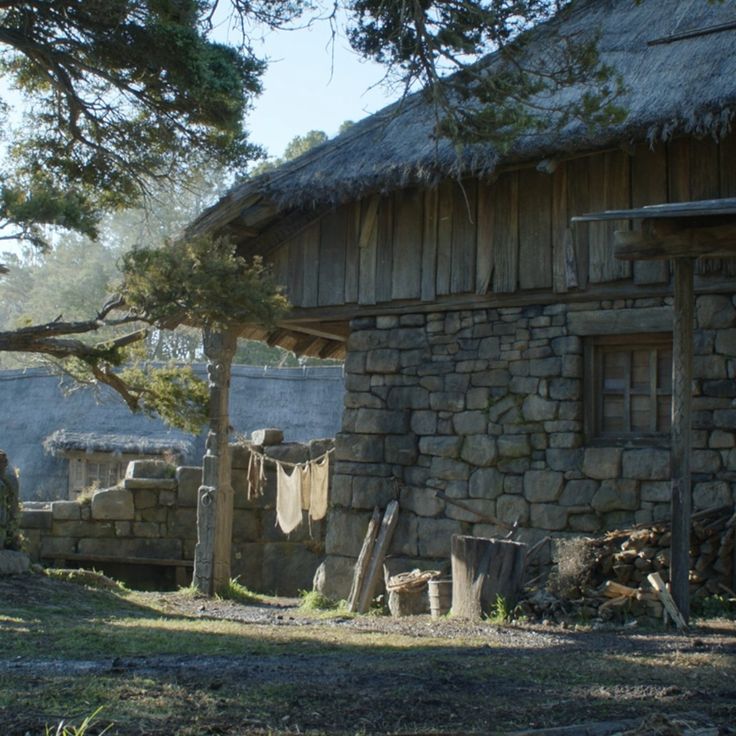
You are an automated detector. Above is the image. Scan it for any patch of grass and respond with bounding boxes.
[488,594,511,624]
[43,567,127,593]
[215,578,264,604]
[693,593,736,619]
[45,706,110,736]
[299,589,337,611]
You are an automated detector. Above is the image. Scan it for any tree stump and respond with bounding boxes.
[451,534,527,619]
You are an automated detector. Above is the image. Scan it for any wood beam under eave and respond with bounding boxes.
[615,220,736,260]
[278,320,349,343]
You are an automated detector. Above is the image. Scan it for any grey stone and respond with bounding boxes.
[345,391,384,409]
[419,436,462,458]
[559,479,598,506]
[709,430,735,449]
[348,329,388,351]
[549,433,582,449]
[115,521,132,537]
[582,447,621,480]
[714,410,736,429]
[354,409,408,434]
[133,489,157,510]
[694,355,727,379]
[522,395,558,421]
[691,450,722,474]
[123,478,176,491]
[325,509,374,557]
[466,388,490,410]
[391,514,419,557]
[51,501,81,521]
[551,336,582,356]
[696,295,735,329]
[603,511,636,530]
[460,436,497,467]
[549,378,581,401]
[313,555,356,601]
[416,518,464,558]
[716,328,736,356]
[445,374,470,392]
[132,521,160,538]
[468,467,504,499]
[545,448,582,472]
[376,315,399,329]
[430,456,470,481]
[478,336,501,359]
[77,537,182,559]
[523,470,563,503]
[91,488,134,521]
[335,433,383,463]
[411,410,438,435]
[471,369,510,387]
[168,508,198,539]
[429,392,466,412]
[250,428,284,446]
[125,460,174,479]
[529,357,562,377]
[445,498,497,523]
[386,386,429,410]
[0,550,30,575]
[19,508,52,529]
[351,476,395,509]
[621,448,670,480]
[640,481,671,503]
[591,480,638,513]
[40,536,76,558]
[385,434,418,465]
[496,495,529,525]
[176,466,202,507]
[52,520,114,538]
[158,490,176,507]
[568,513,600,533]
[365,349,400,373]
[530,504,568,531]
[693,481,731,509]
[702,380,736,398]
[262,543,320,597]
[453,411,488,435]
[389,327,426,350]
[488,396,519,422]
[330,474,352,507]
[400,486,443,517]
[497,434,530,459]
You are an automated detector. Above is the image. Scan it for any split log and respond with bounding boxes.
[450,535,527,619]
[250,428,283,446]
[346,507,381,613]
[647,572,688,630]
[357,500,399,613]
[601,581,638,598]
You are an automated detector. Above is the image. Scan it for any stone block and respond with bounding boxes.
[694,355,727,379]
[411,411,438,435]
[52,520,114,538]
[51,501,81,521]
[325,509,373,557]
[714,409,736,429]
[702,380,736,398]
[416,518,463,558]
[115,521,132,537]
[709,430,735,449]
[132,522,160,538]
[392,514,419,557]
[385,434,418,465]
[591,480,638,513]
[229,444,252,468]
[125,460,174,479]
[91,488,134,521]
[696,295,735,329]
[545,448,582,472]
[139,507,167,523]
[313,554,356,601]
[568,513,600,533]
[400,486,443,517]
[497,434,530,459]
[335,433,384,463]
[388,327,426,350]
[453,411,487,435]
[430,456,470,481]
[77,537,182,559]
[166,508,198,539]
[551,336,582,356]
[133,489,158,510]
[444,373,470,392]
[603,511,635,530]
[549,433,582,449]
[429,392,466,412]
[262,543,321,597]
[582,447,621,480]
[352,476,395,509]
[524,470,563,503]
[522,395,558,421]
[176,466,202,507]
[471,369,510,387]
[496,495,529,525]
[348,329,388,352]
[159,490,176,506]
[504,475,523,495]
[20,508,52,530]
[468,467,504,499]
[460,436,497,467]
[621,448,670,480]
[387,386,429,410]
[640,481,671,503]
[123,478,177,491]
[693,481,731,509]
[418,436,462,458]
[365,349,400,373]
[445,498,496,523]
[466,387,490,410]
[529,357,561,377]
[354,409,408,434]
[549,378,582,401]
[40,536,77,558]
[231,543,263,592]
[251,428,284,446]
[559,479,598,506]
[530,504,568,531]
[0,550,30,575]
[691,450,722,474]
[716,328,736,356]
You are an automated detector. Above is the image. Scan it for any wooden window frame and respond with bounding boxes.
[584,333,672,446]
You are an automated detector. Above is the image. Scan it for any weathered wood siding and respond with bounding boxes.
[270,137,736,310]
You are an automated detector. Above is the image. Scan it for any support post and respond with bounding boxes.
[670,257,694,622]
[193,325,238,596]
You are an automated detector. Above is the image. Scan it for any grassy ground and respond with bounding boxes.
[1,572,735,735]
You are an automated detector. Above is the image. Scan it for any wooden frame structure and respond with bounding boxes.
[574,197,736,622]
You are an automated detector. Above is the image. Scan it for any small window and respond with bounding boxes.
[585,334,672,441]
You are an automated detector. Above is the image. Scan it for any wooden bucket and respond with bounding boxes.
[428,578,452,619]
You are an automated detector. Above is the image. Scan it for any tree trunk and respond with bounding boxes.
[193,325,238,596]
[451,534,527,619]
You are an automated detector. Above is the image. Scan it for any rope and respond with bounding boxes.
[387,569,442,593]
[244,445,334,470]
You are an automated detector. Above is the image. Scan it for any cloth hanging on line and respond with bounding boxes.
[246,449,266,500]
[309,454,329,521]
[276,462,303,534]
[300,463,312,511]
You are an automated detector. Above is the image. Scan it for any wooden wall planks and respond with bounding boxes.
[273,135,736,311]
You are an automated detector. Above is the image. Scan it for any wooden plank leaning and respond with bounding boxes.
[357,500,400,614]
[647,572,688,630]
[346,506,382,613]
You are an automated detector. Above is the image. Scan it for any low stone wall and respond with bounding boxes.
[318,293,736,599]
[21,438,333,595]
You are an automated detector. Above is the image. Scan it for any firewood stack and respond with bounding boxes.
[519,505,735,625]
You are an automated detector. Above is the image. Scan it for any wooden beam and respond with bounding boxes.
[670,257,694,623]
[615,220,736,260]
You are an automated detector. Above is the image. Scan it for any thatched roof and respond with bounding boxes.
[43,431,194,457]
[191,0,736,236]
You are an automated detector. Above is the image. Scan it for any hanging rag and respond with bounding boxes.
[300,463,312,511]
[276,462,303,534]
[309,454,329,521]
[246,449,266,500]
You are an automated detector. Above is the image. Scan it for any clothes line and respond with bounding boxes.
[245,445,334,469]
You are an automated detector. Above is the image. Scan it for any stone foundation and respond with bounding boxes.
[21,437,333,595]
[319,294,736,599]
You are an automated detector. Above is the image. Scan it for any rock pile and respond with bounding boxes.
[519,504,735,624]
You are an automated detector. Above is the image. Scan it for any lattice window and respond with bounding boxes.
[586,334,672,441]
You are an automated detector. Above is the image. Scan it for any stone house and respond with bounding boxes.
[188,0,736,597]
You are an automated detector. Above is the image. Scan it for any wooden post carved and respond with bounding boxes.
[192,326,238,596]
[670,257,694,623]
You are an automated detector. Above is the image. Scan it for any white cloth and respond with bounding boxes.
[309,454,329,521]
[276,462,303,534]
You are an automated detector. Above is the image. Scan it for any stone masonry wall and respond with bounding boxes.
[318,294,736,599]
[21,437,333,595]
